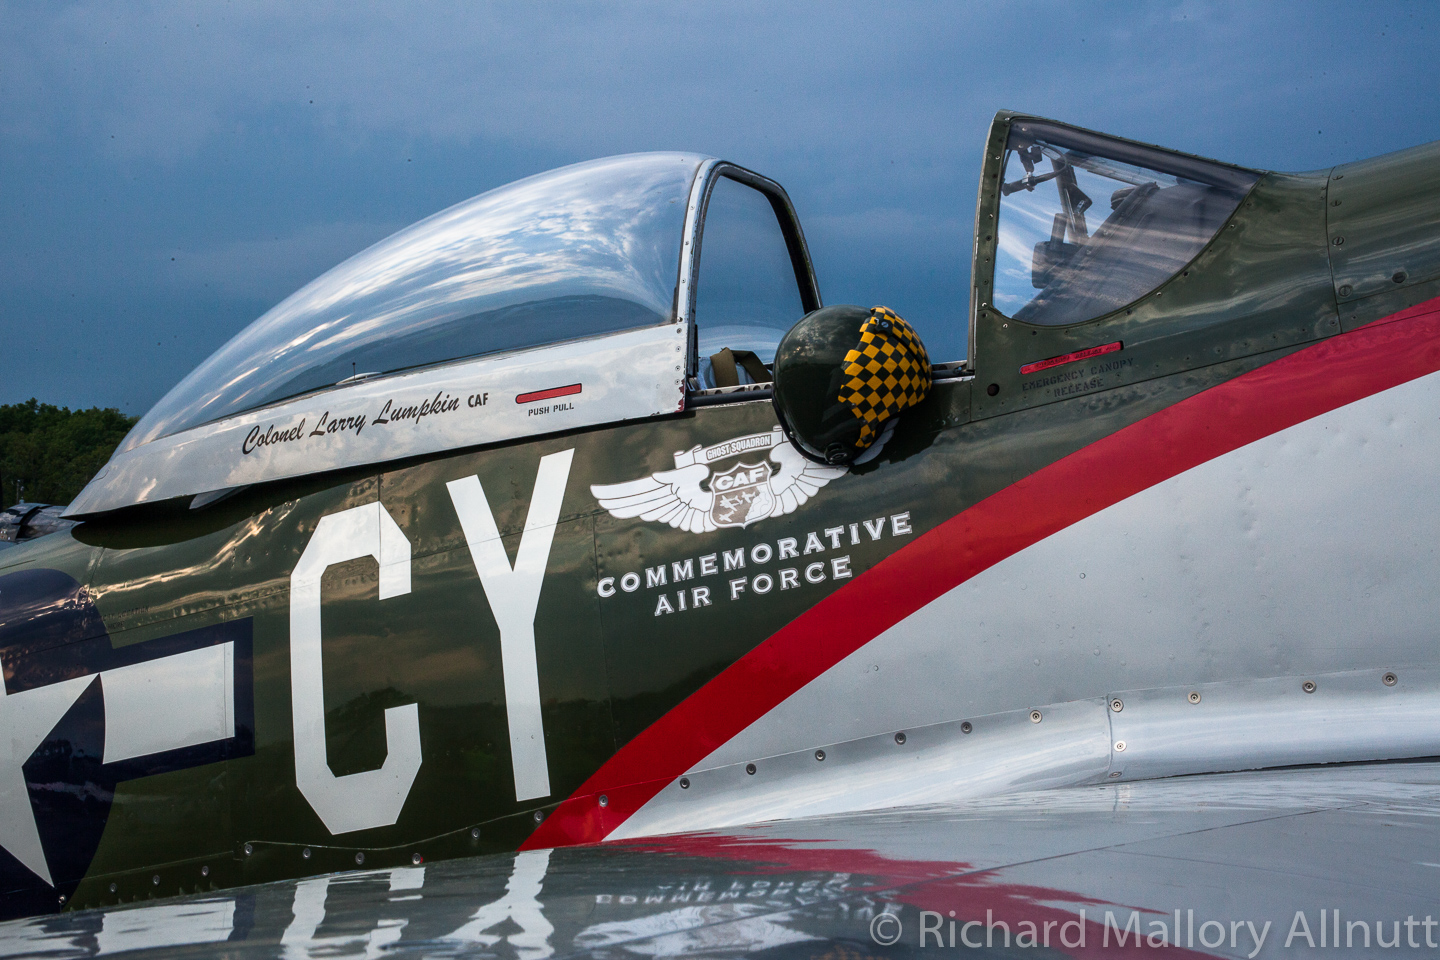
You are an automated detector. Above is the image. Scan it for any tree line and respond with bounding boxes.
[0,400,137,510]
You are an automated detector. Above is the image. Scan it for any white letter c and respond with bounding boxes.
[290,501,422,834]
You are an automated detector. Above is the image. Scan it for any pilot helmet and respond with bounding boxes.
[772,304,932,465]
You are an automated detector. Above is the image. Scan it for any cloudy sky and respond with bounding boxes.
[1,1,1435,415]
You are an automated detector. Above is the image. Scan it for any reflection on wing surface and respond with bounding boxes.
[1,763,1436,958]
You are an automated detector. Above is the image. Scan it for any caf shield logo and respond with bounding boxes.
[709,461,776,529]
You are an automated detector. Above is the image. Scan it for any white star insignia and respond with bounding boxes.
[0,674,96,886]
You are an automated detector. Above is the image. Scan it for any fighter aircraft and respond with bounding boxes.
[0,109,1437,935]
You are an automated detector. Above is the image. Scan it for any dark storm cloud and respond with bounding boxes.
[0,1,1435,412]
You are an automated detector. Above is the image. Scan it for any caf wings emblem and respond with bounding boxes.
[591,427,847,533]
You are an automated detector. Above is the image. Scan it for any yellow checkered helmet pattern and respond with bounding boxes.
[836,306,932,449]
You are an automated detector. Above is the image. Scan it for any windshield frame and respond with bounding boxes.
[967,113,1264,364]
[679,161,822,404]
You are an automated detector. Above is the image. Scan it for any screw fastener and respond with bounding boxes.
[1030,710,1043,724]
[243,843,253,857]
[470,827,481,839]
[302,848,311,860]
[960,722,973,734]
[1338,284,1352,297]
[598,794,609,807]
[412,853,423,865]
[355,852,365,865]
[109,883,117,893]
[1108,771,1122,779]
[815,749,826,761]
[1302,680,1317,694]
[1115,741,1127,752]
[679,777,691,789]
[1110,698,1124,713]
[894,731,907,744]
[1188,691,1202,704]
[152,875,160,886]
[1384,672,1398,686]
[745,763,757,775]
[533,811,543,823]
